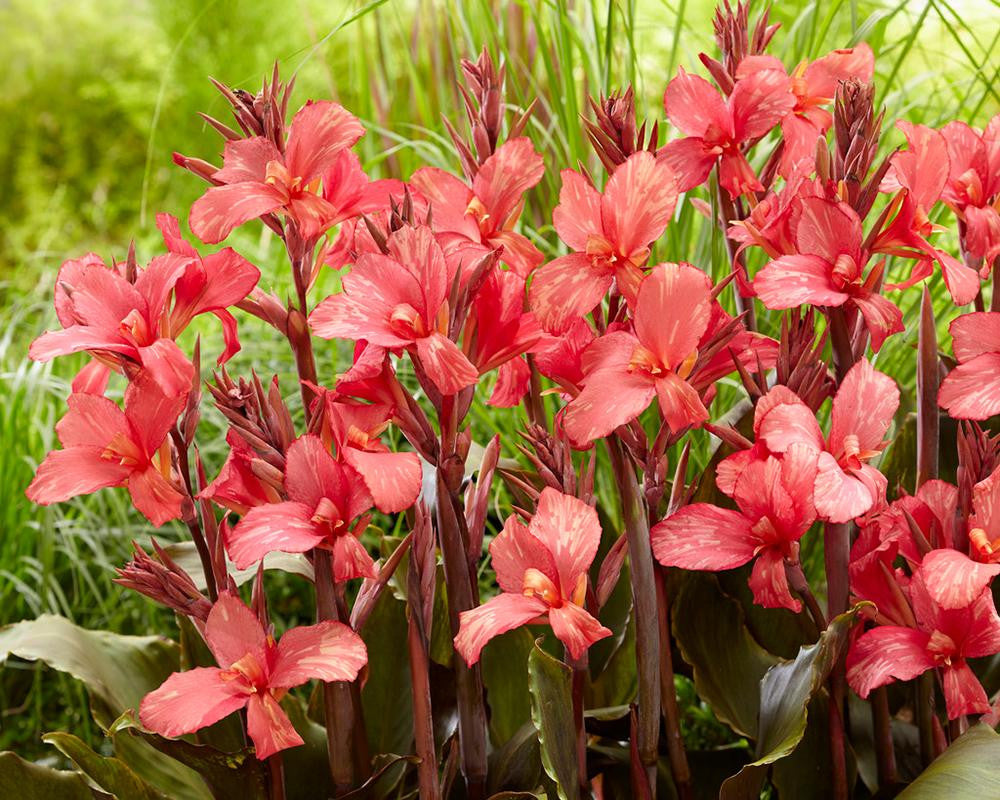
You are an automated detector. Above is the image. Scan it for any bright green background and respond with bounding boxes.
[0,0,996,756]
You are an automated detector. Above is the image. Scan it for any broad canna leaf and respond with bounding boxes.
[527,638,577,800]
[670,571,779,738]
[896,724,1000,798]
[109,713,268,800]
[0,614,178,725]
[0,751,96,800]
[280,695,335,800]
[361,591,414,757]
[720,604,870,798]
[481,628,535,746]
[43,731,170,800]
[162,541,314,588]
[487,720,543,795]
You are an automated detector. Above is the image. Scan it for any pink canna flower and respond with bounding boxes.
[189,101,364,244]
[312,391,422,514]
[847,551,1000,719]
[652,445,819,611]
[140,592,366,760]
[730,359,898,523]
[939,114,1000,264]
[875,122,980,304]
[939,312,1000,419]
[529,151,678,334]
[411,138,545,277]
[967,463,1000,563]
[224,434,376,582]
[562,262,712,444]
[462,269,542,407]
[531,318,596,394]
[26,377,186,526]
[659,68,794,198]
[454,488,611,664]
[200,430,282,516]
[155,213,263,362]
[754,196,904,352]
[735,46,874,177]
[309,225,479,396]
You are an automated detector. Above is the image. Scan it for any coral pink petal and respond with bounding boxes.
[804,44,874,98]
[813,453,876,523]
[920,549,1000,610]
[26,448,130,506]
[548,602,612,661]
[473,138,545,227]
[410,167,475,233]
[128,467,185,527]
[489,515,559,595]
[529,252,612,335]
[748,547,800,612]
[140,667,248,738]
[754,254,849,309]
[487,357,531,408]
[793,197,863,260]
[756,395,825,453]
[135,339,196,398]
[950,312,1000,362]
[635,263,711,369]
[846,626,934,698]
[343,449,421,513]
[214,138,281,184]
[563,365,656,444]
[936,252,981,306]
[852,293,905,353]
[829,359,899,454]
[246,692,304,761]
[454,593,549,666]
[663,68,730,138]
[939,354,1000,420]
[601,151,678,257]
[56,393,128,449]
[271,621,368,687]
[189,183,285,244]
[285,101,364,183]
[204,592,267,669]
[415,333,480,395]
[225,502,323,570]
[552,169,603,251]
[658,138,718,194]
[530,488,602,597]
[942,662,991,719]
[651,504,756,570]
[70,361,112,396]
[654,371,709,432]
[730,69,795,140]
[330,533,378,583]
[718,151,764,198]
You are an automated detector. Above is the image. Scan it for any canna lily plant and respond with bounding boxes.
[9,3,1000,799]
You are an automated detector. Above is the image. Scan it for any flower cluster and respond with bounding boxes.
[20,4,1000,798]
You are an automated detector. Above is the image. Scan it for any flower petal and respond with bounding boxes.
[552,169,603,251]
[343,449,421,513]
[127,467,185,527]
[663,68,730,138]
[246,692,304,761]
[285,101,364,183]
[140,667,248,738]
[473,138,545,228]
[189,183,285,244]
[828,359,899,455]
[26,447,130,506]
[489,515,559,595]
[754,254,848,309]
[271,621,368,687]
[454,594,549,666]
[529,488,602,598]
[225,502,323,570]
[748,547,800,612]
[414,333,479,396]
[939,354,1000,420]
[205,591,267,669]
[529,252,611,335]
[920,549,1000,610]
[634,263,711,370]
[654,371,710,433]
[941,661,991,719]
[846,626,934,698]
[548,602,612,661]
[950,312,1000,363]
[563,365,656,444]
[651,504,756,570]
[330,532,378,583]
[601,151,678,258]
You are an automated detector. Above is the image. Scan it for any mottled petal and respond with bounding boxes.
[658,139,717,194]
[454,594,549,666]
[343,449,421,513]
[529,488,602,597]
[330,532,378,583]
[846,626,934,698]
[941,661,991,719]
[285,101,364,183]
[813,452,877,523]
[128,467,185,527]
[26,448,130,506]
[950,312,1000,362]
[829,359,899,454]
[205,592,267,669]
[140,668,248,738]
[271,621,368,687]
[601,151,678,258]
[225,502,323,570]
[730,69,795,140]
[663,68,730,138]
[473,138,545,227]
[246,692,304,761]
[490,515,559,595]
[189,183,285,244]
[634,263,711,370]
[547,602,612,661]
[651,504,757,570]
[655,371,709,433]
[529,252,612,335]
[852,293,904,353]
[414,333,479,395]
[754,254,848,309]
[920,549,1000,610]
[552,170,603,250]
[939,354,1000,420]
[563,365,656,444]
[748,547,800,612]
[214,138,281,184]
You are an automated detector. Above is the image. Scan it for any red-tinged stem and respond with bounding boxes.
[827,306,856,382]
[787,562,826,636]
[170,429,218,603]
[608,438,659,797]
[716,184,756,332]
[268,752,286,800]
[654,566,692,800]
[408,609,441,800]
[314,550,358,794]
[871,687,897,789]
[916,287,939,487]
[568,651,589,799]
[524,353,547,430]
[436,471,488,799]
[828,683,849,800]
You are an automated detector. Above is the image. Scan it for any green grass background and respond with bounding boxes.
[0,0,997,757]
